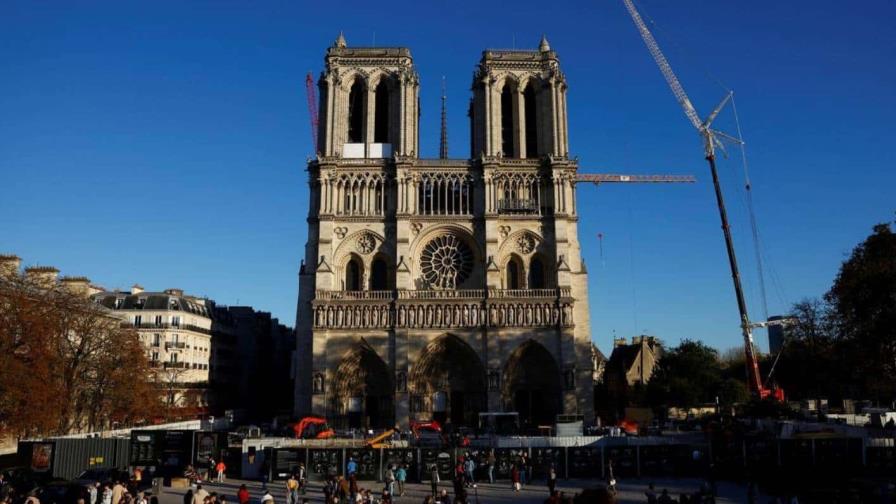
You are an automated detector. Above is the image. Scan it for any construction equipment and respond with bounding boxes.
[576,174,695,185]
[409,420,445,446]
[305,72,319,153]
[622,0,783,401]
[291,416,335,440]
[365,427,398,449]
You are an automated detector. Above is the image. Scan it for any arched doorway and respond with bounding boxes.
[503,340,562,430]
[331,341,394,429]
[409,334,486,428]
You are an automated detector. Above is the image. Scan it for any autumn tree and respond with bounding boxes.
[0,270,162,437]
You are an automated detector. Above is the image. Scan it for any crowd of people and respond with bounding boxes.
[0,468,155,504]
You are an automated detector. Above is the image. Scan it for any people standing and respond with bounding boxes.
[518,455,527,486]
[510,465,520,492]
[347,458,358,476]
[215,461,226,483]
[429,464,440,498]
[102,484,112,504]
[395,465,406,497]
[297,463,307,494]
[487,451,496,484]
[192,485,209,504]
[112,480,126,504]
[462,457,475,487]
[547,464,557,495]
[286,474,299,504]
[237,485,249,504]
[88,482,99,504]
[384,466,395,497]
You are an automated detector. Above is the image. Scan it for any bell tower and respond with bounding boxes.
[316,33,420,158]
[469,35,569,159]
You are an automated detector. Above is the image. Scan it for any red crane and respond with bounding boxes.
[305,72,319,153]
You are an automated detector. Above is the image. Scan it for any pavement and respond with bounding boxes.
[159,477,767,504]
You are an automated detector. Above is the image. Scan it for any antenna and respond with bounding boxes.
[439,77,448,159]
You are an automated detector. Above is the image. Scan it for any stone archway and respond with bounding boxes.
[331,340,394,429]
[502,339,562,429]
[409,334,486,428]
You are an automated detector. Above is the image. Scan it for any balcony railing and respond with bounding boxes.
[488,288,566,299]
[122,322,211,335]
[315,288,566,302]
[165,342,186,350]
[397,289,486,300]
[498,198,539,213]
[315,290,393,301]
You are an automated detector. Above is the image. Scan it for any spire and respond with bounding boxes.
[539,34,550,52]
[439,76,448,159]
[334,31,347,48]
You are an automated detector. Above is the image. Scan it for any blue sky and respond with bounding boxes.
[2,0,893,354]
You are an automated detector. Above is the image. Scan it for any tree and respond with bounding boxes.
[825,222,896,401]
[646,339,746,411]
[0,272,162,437]
[773,298,839,402]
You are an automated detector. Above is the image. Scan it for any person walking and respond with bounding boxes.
[384,466,396,497]
[429,464,440,498]
[547,464,557,495]
[88,482,99,504]
[346,458,358,477]
[395,465,407,497]
[518,455,527,486]
[486,451,496,484]
[297,463,307,494]
[112,481,126,504]
[237,485,249,504]
[102,484,112,504]
[286,474,299,504]
[462,458,475,488]
[510,465,520,492]
[215,461,226,483]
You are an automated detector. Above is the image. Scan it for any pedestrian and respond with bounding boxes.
[297,463,307,494]
[237,485,249,504]
[384,465,396,496]
[430,464,440,498]
[112,481,126,504]
[510,465,520,492]
[286,474,299,504]
[348,474,359,504]
[261,490,274,504]
[215,461,226,483]
[462,458,475,487]
[547,464,557,495]
[645,483,657,504]
[347,458,358,476]
[395,465,407,497]
[89,482,99,504]
[137,492,147,504]
[192,485,209,504]
[486,451,496,484]
[518,455,527,486]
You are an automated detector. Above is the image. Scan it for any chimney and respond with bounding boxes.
[24,266,60,287]
[131,284,144,295]
[0,254,22,278]
[614,338,628,348]
[60,276,91,297]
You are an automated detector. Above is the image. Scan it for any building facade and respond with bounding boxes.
[294,35,594,430]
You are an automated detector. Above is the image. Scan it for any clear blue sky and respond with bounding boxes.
[2,0,894,354]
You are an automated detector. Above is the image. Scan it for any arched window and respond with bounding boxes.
[374,81,390,143]
[506,257,522,289]
[345,258,363,291]
[524,83,538,158]
[500,84,515,157]
[371,257,389,290]
[528,256,545,289]
[348,80,366,143]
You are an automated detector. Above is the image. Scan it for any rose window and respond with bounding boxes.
[420,234,474,289]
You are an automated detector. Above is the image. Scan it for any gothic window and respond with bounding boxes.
[500,84,515,157]
[371,257,389,290]
[524,83,538,158]
[345,257,363,291]
[528,256,546,289]
[496,173,543,214]
[374,80,390,143]
[419,234,474,289]
[348,80,366,143]
[417,173,472,215]
[506,255,523,289]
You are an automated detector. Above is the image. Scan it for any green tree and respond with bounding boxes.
[647,339,745,410]
[825,222,896,401]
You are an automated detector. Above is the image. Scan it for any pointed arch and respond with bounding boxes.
[500,82,516,157]
[345,255,363,291]
[370,254,390,290]
[503,339,562,428]
[409,334,486,426]
[331,340,394,429]
[348,78,366,143]
[523,81,538,158]
[505,254,524,289]
[374,79,390,143]
[528,255,546,289]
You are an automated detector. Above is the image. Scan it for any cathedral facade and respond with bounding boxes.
[294,34,594,430]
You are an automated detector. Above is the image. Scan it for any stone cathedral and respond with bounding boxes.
[294,34,594,430]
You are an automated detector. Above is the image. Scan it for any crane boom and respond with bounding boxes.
[622,0,781,400]
[622,0,702,131]
[577,173,695,184]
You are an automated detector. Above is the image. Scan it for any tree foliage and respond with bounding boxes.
[0,273,161,438]
[647,339,747,410]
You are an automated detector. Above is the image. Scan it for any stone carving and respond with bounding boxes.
[419,235,474,290]
[498,225,511,239]
[356,232,376,254]
[411,222,424,236]
[313,373,325,394]
[334,227,348,239]
[516,233,536,254]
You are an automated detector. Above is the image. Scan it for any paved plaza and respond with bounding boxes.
[160,477,765,504]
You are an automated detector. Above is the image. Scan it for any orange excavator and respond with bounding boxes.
[291,416,336,440]
[410,420,445,446]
